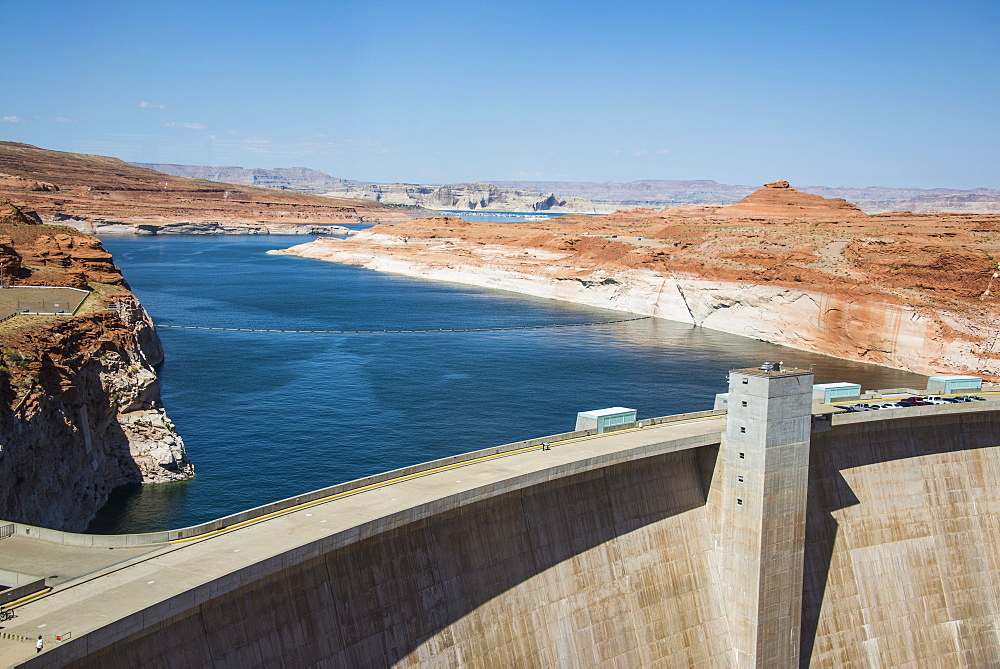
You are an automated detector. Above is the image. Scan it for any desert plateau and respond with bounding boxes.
[3,2,1000,665]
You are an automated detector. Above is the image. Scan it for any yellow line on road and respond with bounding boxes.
[3,588,52,608]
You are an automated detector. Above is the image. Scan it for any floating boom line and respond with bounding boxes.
[154,316,652,334]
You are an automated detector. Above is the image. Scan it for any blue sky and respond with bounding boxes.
[1,0,997,188]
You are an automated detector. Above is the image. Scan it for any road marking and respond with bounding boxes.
[2,589,52,608]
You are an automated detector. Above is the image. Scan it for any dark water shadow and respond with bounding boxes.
[85,480,193,534]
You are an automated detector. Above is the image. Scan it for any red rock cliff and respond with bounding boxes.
[0,203,192,531]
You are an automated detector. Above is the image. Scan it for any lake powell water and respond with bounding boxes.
[88,234,928,533]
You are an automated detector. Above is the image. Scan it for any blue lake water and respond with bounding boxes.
[87,234,927,533]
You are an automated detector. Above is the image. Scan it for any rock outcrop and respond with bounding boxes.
[0,173,59,193]
[0,206,192,531]
[321,182,612,214]
[0,198,43,226]
[725,179,865,216]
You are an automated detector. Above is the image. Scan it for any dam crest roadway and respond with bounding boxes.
[1,371,999,667]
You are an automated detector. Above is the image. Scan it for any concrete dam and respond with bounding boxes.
[1,367,999,667]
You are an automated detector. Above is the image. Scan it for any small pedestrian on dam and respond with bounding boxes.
[35,636,43,653]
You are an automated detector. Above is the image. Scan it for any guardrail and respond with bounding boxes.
[0,409,727,548]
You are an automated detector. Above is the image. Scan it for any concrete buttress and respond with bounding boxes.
[716,364,813,667]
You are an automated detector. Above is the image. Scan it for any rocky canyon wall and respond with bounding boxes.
[0,298,192,531]
[0,210,192,531]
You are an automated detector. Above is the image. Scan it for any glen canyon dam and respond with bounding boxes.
[1,0,998,661]
[0,149,997,667]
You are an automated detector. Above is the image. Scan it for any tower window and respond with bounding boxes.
[737,498,743,505]
[741,401,747,407]
[740,427,746,433]
[737,475,744,482]
[739,452,745,459]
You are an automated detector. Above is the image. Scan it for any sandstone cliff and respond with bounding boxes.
[272,184,1000,379]
[0,206,192,531]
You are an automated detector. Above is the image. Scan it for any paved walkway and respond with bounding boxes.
[0,415,725,667]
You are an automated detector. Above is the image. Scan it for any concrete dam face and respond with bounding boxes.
[8,372,1000,667]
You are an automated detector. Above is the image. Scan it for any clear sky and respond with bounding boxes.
[1,0,997,188]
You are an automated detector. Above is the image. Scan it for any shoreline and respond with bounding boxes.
[270,232,996,379]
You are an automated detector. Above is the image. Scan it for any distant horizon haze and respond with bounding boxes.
[0,0,997,190]
[130,160,1000,197]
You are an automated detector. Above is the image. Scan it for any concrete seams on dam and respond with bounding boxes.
[2,397,1000,666]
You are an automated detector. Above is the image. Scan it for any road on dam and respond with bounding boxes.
[0,413,726,667]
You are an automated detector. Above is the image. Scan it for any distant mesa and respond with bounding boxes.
[132,163,360,193]
[131,160,1000,214]
[723,180,865,217]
